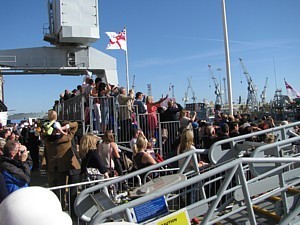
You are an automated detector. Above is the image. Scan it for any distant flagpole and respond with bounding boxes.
[106,28,129,92]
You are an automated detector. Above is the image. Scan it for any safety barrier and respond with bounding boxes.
[55,94,85,122]
[73,136,300,224]
[56,95,182,158]
[208,121,300,165]
[43,127,300,224]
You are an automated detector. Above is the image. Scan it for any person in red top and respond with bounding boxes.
[146,94,168,138]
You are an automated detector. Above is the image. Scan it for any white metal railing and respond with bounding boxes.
[71,134,300,224]
[208,121,300,165]
[43,133,300,224]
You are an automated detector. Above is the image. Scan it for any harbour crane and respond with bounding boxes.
[239,58,258,111]
[169,83,175,99]
[223,77,227,105]
[260,77,268,105]
[147,83,152,96]
[208,65,222,106]
[182,76,196,107]
[131,75,135,90]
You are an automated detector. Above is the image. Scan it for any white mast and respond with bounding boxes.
[221,0,233,116]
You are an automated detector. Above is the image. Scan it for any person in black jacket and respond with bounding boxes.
[134,92,147,132]
[79,133,108,180]
[26,130,41,172]
[162,100,183,122]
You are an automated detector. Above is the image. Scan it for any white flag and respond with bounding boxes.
[285,80,300,98]
[106,28,127,51]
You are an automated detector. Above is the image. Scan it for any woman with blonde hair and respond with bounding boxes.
[177,129,208,172]
[79,133,108,179]
[133,136,157,182]
[133,137,156,167]
[146,94,168,138]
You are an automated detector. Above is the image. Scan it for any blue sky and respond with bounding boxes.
[0,0,300,114]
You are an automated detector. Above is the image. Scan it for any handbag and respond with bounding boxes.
[86,167,103,181]
[120,151,133,172]
[82,152,103,181]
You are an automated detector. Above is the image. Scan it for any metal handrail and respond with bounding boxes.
[91,157,300,225]
[74,133,300,224]
[208,121,300,164]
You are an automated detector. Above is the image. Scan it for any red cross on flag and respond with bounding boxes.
[285,79,300,98]
[106,28,127,51]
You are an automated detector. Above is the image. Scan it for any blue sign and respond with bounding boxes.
[133,196,169,223]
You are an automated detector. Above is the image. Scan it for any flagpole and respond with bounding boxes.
[124,27,130,93]
[125,48,130,93]
[221,0,233,116]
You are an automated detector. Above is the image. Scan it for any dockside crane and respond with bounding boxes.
[169,83,175,99]
[147,83,152,96]
[131,75,135,90]
[239,58,258,111]
[182,76,196,107]
[260,77,268,105]
[208,65,222,106]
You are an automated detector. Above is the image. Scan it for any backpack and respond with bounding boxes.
[41,120,55,136]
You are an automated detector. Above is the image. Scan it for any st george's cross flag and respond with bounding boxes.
[106,28,127,51]
[285,79,300,98]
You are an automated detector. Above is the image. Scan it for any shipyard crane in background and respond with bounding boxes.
[182,76,196,107]
[222,77,227,105]
[208,65,222,106]
[131,75,136,90]
[260,77,268,105]
[239,58,258,111]
[147,83,152,96]
[169,83,175,99]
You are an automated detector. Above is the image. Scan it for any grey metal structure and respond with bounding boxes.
[73,121,300,224]
[208,64,222,106]
[239,58,258,112]
[261,77,268,105]
[182,76,197,107]
[0,0,118,85]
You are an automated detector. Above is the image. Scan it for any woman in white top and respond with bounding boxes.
[98,130,122,177]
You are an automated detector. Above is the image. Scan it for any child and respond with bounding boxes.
[146,138,164,163]
[46,110,69,136]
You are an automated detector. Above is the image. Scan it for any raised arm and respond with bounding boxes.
[153,94,169,105]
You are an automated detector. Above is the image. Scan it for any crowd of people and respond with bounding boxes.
[0,72,298,220]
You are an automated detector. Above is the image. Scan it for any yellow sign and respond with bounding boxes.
[148,208,191,225]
